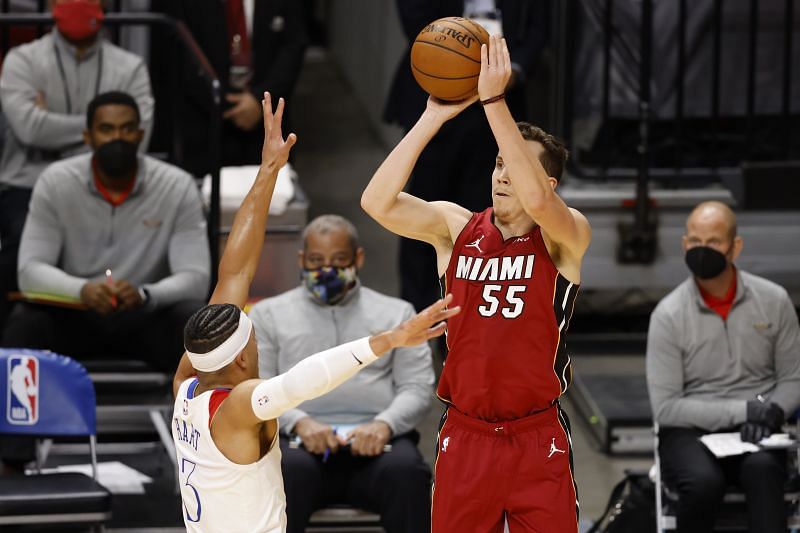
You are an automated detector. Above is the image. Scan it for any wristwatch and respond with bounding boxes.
[138,287,150,304]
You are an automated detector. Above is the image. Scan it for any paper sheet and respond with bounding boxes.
[699,432,795,458]
[30,461,153,494]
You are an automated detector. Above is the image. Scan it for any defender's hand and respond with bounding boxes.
[388,293,460,349]
[260,92,297,171]
[478,35,512,101]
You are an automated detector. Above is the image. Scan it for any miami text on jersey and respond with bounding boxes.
[455,254,535,282]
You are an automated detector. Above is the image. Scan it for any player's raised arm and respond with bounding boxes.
[221,294,460,428]
[480,36,590,258]
[361,96,474,247]
[173,93,296,395]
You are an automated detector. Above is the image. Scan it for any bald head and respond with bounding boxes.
[687,201,737,241]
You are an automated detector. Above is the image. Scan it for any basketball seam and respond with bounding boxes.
[411,62,479,81]
[413,40,481,64]
[448,19,487,45]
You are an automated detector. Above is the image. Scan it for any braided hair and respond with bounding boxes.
[184,303,241,354]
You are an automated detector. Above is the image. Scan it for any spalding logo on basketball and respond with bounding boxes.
[411,17,490,101]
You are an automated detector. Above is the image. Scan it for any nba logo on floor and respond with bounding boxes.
[7,355,39,425]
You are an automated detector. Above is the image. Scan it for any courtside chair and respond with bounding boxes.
[0,348,112,531]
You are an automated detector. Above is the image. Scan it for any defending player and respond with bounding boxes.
[361,36,591,532]
[170,93,459,533]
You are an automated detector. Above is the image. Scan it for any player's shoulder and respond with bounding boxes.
[431,201,474,240]
[568,206,590,226]
[431,200,472,218]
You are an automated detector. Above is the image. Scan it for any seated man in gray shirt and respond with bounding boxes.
[646,201,800,533]
[0,0,153,332]
[250,215,434,533]
[2,91,208,373]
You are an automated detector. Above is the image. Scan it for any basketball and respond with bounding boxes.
[410,17,489,101]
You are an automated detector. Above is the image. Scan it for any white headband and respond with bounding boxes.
[187,310,253,372]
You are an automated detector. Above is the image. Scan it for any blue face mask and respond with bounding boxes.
[301,265,358,305]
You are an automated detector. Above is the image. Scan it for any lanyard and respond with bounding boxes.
[53,42,104,115]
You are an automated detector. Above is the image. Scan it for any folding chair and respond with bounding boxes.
[0,348,112,531]
[654,422,800,532]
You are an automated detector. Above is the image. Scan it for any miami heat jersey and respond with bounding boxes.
[439,208,579,421]
[173,378,286,533]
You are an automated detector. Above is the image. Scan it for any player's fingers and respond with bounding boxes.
[493,35,502,69]
[480,43,488,70]
[262,92,273,129]
[285,132,297,149]
[438,305,461,320]
[273,97,285,138]
[426,322,447,339]
[502,38,511,72]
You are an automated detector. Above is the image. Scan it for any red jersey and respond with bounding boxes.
[438,208,580,421]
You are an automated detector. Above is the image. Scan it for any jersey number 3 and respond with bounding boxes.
[180,457,202,523]
[478,285,527,318]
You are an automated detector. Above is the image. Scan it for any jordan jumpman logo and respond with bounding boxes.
[548,437,566,458]
[465,235,484,254]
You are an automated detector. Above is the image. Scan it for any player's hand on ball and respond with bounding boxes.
[478,35,512,101]
[294,416,341,455]
[260,92,297,171]
[388,293,460,348]
[348,421,392,457]
[423,94,478,124]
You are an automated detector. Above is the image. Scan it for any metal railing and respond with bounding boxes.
[555,0,799,263]
[0,12,223,283]
[559,0,798,181]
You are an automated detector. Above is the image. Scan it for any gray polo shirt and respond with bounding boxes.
[0,29,154,189]
[646,269,800,431]
[251,285,435,436]
[17,152,210,308]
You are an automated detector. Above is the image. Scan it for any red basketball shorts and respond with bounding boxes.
[431,404,579,533]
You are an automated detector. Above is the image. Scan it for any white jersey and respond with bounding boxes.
[172,378,287,533]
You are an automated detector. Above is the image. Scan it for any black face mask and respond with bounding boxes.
[95,139,138,179]
[685,246,729,279]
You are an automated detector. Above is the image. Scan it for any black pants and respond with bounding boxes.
[2,299,204,373]
[0,186,32,340]
[399,105,497,312]
[659,426,787,533]
[280,432,432,533]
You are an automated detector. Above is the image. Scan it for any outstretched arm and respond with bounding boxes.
[361,97,475,249]
[223,294,460,428]
[173,93,297,395]
[480,36,590,258]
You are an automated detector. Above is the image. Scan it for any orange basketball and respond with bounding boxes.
[410,17,489,101]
